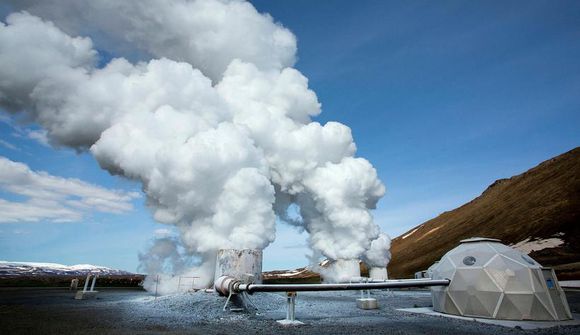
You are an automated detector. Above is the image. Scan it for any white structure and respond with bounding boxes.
[70,278,79,290]
[430,237,572,321]
[370,267,388,281]
[74,273,98,300]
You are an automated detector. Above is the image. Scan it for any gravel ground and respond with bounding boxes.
[1,287,579,334]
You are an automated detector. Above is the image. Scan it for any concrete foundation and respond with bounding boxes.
[357,298,378,310]
[277,319,304,326]
[74,291,98,300]
[399,307,580,330]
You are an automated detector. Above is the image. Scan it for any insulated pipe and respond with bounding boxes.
[215,276,450,295]
[214,275,239,296]
[241,279,450,293]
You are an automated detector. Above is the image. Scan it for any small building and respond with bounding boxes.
[430,237,572,321]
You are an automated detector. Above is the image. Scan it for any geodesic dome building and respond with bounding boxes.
[430,237,572,321]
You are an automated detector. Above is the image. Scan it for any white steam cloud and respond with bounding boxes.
[0,0,391,290]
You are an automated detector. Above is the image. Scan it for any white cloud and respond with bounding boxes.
[154,228,173,238]
[25,129,50,147]
[0,114,51,148]
[0,156,140,223]
[0,139,18,151]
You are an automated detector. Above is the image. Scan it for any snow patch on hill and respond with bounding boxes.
[0,261,135,277]
[511,236,565,254]
[401,228,419,240]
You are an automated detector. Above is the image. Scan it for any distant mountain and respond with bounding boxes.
[0,261,136,277]
[388,147,580,280]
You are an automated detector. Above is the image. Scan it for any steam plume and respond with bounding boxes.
[0,0,391,290]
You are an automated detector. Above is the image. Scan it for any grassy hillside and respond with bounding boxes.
[388,147,580,280]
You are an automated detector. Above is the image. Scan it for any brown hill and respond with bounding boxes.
[388,147,580,280]
[262,261,372,284]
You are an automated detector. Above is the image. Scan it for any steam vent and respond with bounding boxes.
[430,237,572,321]
[370,267,388,281]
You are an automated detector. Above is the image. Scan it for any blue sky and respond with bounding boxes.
[1,1,579,272]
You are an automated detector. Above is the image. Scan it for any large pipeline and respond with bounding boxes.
[215,276,450,295]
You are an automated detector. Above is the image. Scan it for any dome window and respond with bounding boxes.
[463,256,476,266]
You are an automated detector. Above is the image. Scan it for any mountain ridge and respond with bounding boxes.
[0,261,137,277]
[388,147,580,280]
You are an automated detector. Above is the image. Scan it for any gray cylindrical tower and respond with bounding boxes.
[214,249,263,285]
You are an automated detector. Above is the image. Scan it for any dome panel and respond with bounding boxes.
[495,293,520,319]
[447,243,497,268]
[485,255,534,293]
[432,257,456,280]
[530,269,546,292]
[505,268,534,293]
[483,256,511,288]
[432,288,461,315]
[447,269,503,317]
[497,293,534,319]
[448,268,501,293]
[468,290,502,317]
[492,245,542,269]
[530,294,556,320]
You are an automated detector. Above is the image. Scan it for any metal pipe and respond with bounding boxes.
[90,275,98,291]
[230,278,449,294]
[83,274,91,292]
[367,277,437,283]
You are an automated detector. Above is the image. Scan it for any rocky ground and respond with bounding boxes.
[1,287,579,334]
